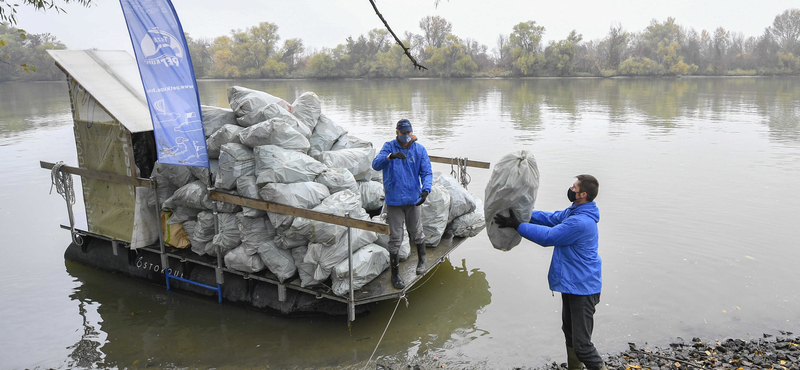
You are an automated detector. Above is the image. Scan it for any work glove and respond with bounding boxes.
[494,210,521,230]
[415,190,429,206]
[388,152,407,160]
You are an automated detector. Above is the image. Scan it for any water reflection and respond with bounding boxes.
[0,82,72,139]
[64,257,490,369]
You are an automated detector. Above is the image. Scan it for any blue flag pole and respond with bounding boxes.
[119,0,208,168]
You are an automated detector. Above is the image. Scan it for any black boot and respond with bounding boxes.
[415,243,427,275]
[390,253,405,289]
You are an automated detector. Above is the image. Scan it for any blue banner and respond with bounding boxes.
[119,0,208,168]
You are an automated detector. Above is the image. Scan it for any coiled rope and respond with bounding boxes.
[450,157,471,190]
[50,161,83,246]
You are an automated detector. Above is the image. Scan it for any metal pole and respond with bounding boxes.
[151,178,170,276]
[210,183,224,287]
[346,212,355,322]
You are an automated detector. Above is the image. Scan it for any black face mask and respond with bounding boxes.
[567,188,578,202]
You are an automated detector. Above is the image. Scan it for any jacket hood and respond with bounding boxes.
[570,201,600,222]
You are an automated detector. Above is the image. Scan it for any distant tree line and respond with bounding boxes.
[3,8,800,82]
[0,22,67,81]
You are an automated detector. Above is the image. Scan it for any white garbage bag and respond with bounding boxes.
[154,162,194,188]
[435,172,476,222]
[315,167,358,194]
[182,220,196,236]
[193,211,216,243]
[236,176,266,217]
[165,206,201,225]
[206,124,244,159]
[308,114,346,159]
[421,183,451,246]
[259,182,330,230]
[484,150,539,251]
[304,228,378,281]
[212,188,242,214]
[293,246,321,288]
[238,102,312,137]
[162,180,213,210]
[452,196,485,238]
[357,180,385,211]
[287,190,368,245]
[238,118,311,153]
[320,148,373,180]
[207,212,240,257]
[372,214,410,261]
[224,245,266,273]
[215,143,255,190]
[227,85,293,125]
[291,92,321,136]
[331,244,390,297]
[257,239,296,282]
[149,162,179,208]
[253,145,327,185]
[237,213,276,255]
[330,134,373,150]
[201,105,237,138]
[131,187,159,250]
[189,159,218,187]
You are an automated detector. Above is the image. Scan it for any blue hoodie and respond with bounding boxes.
[372,139,433,206]
[517,201,601,295]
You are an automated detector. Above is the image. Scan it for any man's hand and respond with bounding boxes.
[494,210,521,230]
[415,190,429,206]
[388,152,407,160]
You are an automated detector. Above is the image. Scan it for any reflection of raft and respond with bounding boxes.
[44,50,489,320]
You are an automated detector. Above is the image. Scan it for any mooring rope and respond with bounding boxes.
[50,161,83,245]
[450,157,472,190]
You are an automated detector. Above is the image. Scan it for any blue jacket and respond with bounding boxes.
[372,139,433,206]
[517,202,601,295]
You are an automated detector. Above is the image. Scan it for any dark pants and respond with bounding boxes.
[562,292,603,369]
[386,204,424,254]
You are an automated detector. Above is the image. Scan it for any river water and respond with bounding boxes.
[1,77,799,369]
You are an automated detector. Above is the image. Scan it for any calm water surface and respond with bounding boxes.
[1,78,799,369]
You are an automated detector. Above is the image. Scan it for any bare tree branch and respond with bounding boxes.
[368,0,427,71]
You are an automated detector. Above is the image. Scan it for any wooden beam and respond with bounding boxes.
[40,161,156,188]
[210,191,389,235]
[428,156,490,169]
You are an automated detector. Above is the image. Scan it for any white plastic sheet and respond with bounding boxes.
[421,183,451,246]
[331,244,389,297]
[484,150,539,251]
[238,118,311,154]
[131,187,159,250]
[253,145,327,185]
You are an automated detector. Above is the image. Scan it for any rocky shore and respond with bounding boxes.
[534,332,800,370]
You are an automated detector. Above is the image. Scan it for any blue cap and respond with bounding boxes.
[396,119,413,133]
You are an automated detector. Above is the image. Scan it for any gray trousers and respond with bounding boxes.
[562,292,603,370]
[386,204,425,254]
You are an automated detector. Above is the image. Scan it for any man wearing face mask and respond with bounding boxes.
[494,174,605,370]
[372,119,433,289]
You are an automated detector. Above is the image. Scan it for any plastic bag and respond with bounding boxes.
[193,211,216,243]
[308,114,346,159]
[372,214,410,261]
[256,239,296,282]
[213,188,243,214]
[236,176,266,217]
[238,103,312,138]
[253,145,327,185]
[259,182,330,230]
[331,244,389,297]
[237,213,276,255]
[201,105,237,138]
[452,196,485,238]
[330,134,373,150]
[224,245,266,273]
[435,172,476,222]
[189,159,218,187]
[227,85,293,123]
[320,148,373,180]
[290,92,321,135]
[206,124,244,159]
[131,187,159,250]
[162,180,213,210]
[304,228,378,281]
[315,167,358,194]
[165,206,201,225]
[357,180,385,211]
[238,118,311,154]
[421,183,451,246]
[293,246,321,288]
[208,212,240,257]
[154,162,194,188]
[215,143,255,190]
[484,150,539,251]
[149,163,178,208]
[287,190,368,245]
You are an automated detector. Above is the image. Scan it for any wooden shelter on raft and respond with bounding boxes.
[41,50,490,320]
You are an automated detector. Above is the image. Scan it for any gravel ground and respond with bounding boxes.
[369,332,800,370]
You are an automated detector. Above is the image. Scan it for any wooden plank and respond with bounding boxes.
[41,161,156,188]
[210,191,389,234]
[428,156,490,169]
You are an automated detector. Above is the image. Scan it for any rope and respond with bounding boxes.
[450,157,472,190]
[361,292,407,370]
[50,161,82,245]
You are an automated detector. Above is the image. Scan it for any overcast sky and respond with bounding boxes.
[15,0,799,55]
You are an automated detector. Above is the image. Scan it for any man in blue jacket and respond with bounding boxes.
[372,119,433,289]
[494,174,606,370]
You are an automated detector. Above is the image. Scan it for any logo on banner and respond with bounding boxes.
[141,28,184,67]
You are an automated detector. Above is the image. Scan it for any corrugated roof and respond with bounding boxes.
[47,50,153,133]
